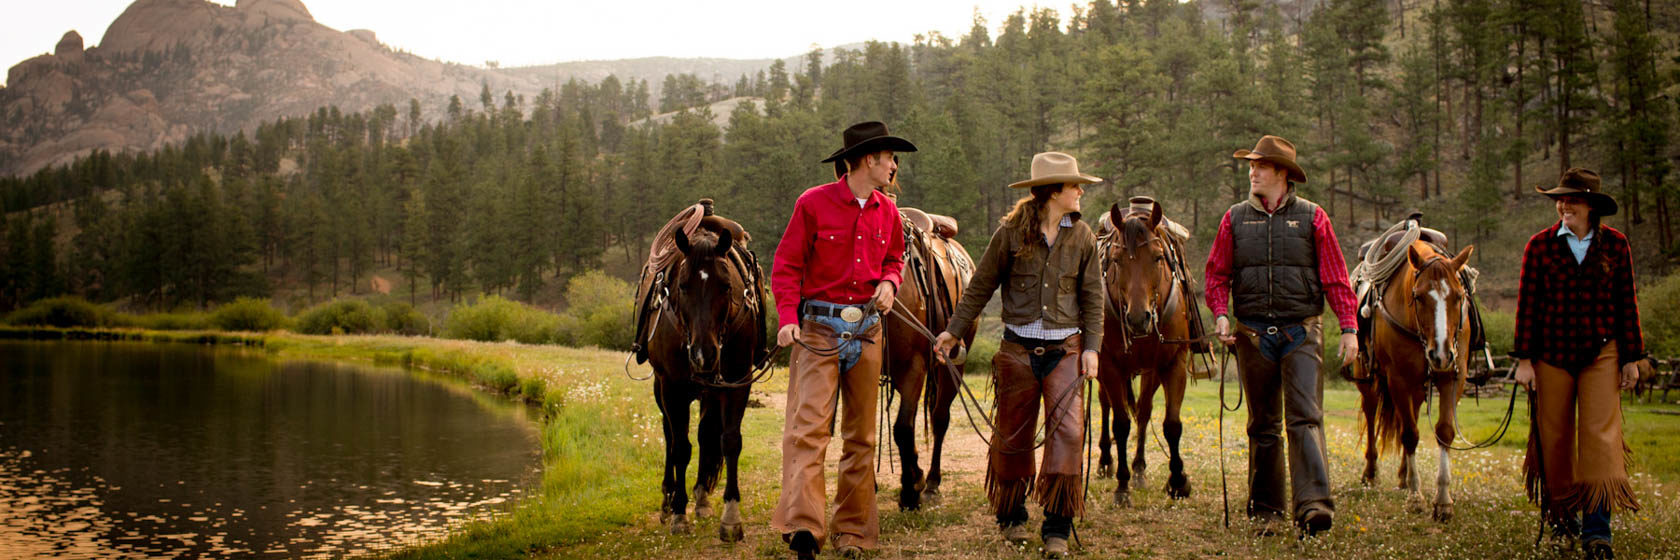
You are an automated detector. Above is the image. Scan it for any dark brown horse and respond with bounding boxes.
[884,208,976,511]
[1095,200,1195,506]
[645,215,768,541]
[1355,239,1474,522]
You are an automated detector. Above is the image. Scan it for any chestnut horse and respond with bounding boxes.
[645,215,769,541]
[1354,239,1475,521]
[883,208,976,511]
[1095,199,1195,506]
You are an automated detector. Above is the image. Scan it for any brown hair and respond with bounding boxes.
[1001,183,1064,258]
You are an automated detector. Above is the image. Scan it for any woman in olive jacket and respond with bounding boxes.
[934,152,1105,560]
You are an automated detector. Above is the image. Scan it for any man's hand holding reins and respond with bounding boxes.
[873,281,896,315]
[777,324,801,348]
[1338,332,1358,368]
[1215,315,1236,346]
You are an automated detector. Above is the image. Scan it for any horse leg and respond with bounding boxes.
[1132,373,1158,492]
[1097,384,1113,479]
[1431,372,1460,522]
[1163,355,1191,499]
[923,367,956,507]
[692,392,722,519]
[893,360,926,511]
[718,386,749,542]
[1397,383,1425,514]
[1358,368,1381,487]
[1109,372,1134,507]
[657,378,693,534]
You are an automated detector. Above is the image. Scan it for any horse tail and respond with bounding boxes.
[1372,368,1404,454]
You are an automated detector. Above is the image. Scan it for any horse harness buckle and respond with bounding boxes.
[840,306,865,323]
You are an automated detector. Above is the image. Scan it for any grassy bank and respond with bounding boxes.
[11,326,1678,558]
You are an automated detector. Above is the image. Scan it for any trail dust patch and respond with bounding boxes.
[370,275,392,295]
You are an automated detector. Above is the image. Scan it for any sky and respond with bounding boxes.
[1,0,1060,86]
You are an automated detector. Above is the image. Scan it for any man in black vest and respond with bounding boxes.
[1203,135,1359,536]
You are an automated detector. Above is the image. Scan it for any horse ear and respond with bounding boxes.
[713,228,733,257]
[1450,245,1475,270]
[674,229,691,255]
[1407,243,1428,270]
[1108,203,1123,230]
[1148,201,1163,230]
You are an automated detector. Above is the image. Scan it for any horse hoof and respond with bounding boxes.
[1166,479,1192,499]
[1406,496,1426,514]
[1432,504,1454,523]
[668,514,691,534]
[1113,490,1132,508]
[719,522,744,542]
[694,503,713,518]
[1360,473,1377,487]
[898,493,921,512]
[1096,463,1113,479]
[1130,474,1148,491]
[919,490,943,507]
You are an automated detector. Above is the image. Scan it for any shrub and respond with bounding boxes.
[1640,272,1680,358]
[380,301,431,336]
[443,296,559,344]
[6,296,110,328]
[518,376,547,402]
[472,362,519,394]
[561,271,634,350]
[295,299,380,335]
[133,310,212,331]
[210,297,289,332]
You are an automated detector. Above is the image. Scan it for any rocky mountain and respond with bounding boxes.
[0,0,792,179]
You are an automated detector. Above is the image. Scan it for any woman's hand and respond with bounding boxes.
[1080,350,1100,379]
[1513,359,1535,391]
[1620,361,1640,391]
[933,331,956,363]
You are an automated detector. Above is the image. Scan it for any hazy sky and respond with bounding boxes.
[2,0,1060,86]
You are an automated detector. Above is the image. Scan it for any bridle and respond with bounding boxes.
[1099,217,1187,353]
[1372,254,1468,373]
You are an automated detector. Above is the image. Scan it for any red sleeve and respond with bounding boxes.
[771,197,811,327]
[1203,210,1234,317]
[1511,234,1545,360]
[1313,207,1358,331]
[879,199,905,289]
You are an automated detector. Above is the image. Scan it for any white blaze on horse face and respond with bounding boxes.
[699,271,708,282]
[1429,279,1449,362]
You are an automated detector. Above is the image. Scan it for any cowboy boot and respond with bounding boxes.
[1043,536,1069,559]
[1001,522,1033,544]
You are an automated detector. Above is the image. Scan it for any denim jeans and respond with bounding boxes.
[1582,508,1612,543]
[1242,320,1309,362]
[805,302,879,374]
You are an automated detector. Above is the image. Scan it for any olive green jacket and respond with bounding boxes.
[944,213,1105,349]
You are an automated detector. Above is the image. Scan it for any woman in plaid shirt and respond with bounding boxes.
[1512,168,1644,560]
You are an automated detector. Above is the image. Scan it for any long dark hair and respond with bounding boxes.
[1001,183,1064,258]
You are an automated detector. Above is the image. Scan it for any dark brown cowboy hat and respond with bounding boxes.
[1536,167,1618,216]
[1233,135,1307,183]
[821,121,918,163]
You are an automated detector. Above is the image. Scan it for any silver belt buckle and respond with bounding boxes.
[1265,326,1279,335]
[840,306,865,323]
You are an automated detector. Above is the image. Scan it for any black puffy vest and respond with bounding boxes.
[1229,194,1323,322]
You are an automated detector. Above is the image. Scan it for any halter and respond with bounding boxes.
[647,243,778,388]
[1372,254,1469,373]
[1099,216,1184,352]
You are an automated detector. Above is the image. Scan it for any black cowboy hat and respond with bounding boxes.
[1536,167,1618,216]
[821,121,918,163]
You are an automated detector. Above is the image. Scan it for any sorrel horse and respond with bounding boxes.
[1095,199,1196,506]
[883,208,975,511]
[644,214,769,541]
[1354,239,1475,522]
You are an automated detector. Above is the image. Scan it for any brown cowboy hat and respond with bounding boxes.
[1233,135,1307,183]
[1536,167,1618,216]
[821,121,918,163]
[1009,151,1103,189]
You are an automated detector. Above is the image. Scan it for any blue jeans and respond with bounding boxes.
[804,302,879,374]
[1582,508,1612,543]
[1242,320,1309,362]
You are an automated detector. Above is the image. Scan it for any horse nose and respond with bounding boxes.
[1126,310,1151,331]
[689,344,711,370]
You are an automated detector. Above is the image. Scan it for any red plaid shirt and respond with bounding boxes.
[1203,203,1358,330]
[770,175,906,327]
[1512,222,1645,372]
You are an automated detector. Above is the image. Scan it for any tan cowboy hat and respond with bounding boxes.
[821,121,918,163]
[1009,151,1103,189]
[1536,167,1618,216]
[1233,135,1307,183]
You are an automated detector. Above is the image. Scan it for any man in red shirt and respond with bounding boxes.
[1204,135,1358,537]
[770,121,912,559]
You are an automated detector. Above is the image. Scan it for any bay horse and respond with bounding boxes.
[884,207,976,511]
[1354,239,1474,522]
[645,214,769,541]
[1095,198,1195,506]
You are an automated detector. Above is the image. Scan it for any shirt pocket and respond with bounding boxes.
[1055,275,1080,323]
[814,227,852,263]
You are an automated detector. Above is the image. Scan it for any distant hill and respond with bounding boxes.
[0,0,813,178]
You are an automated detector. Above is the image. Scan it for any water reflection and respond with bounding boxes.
[0,341,542,558]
